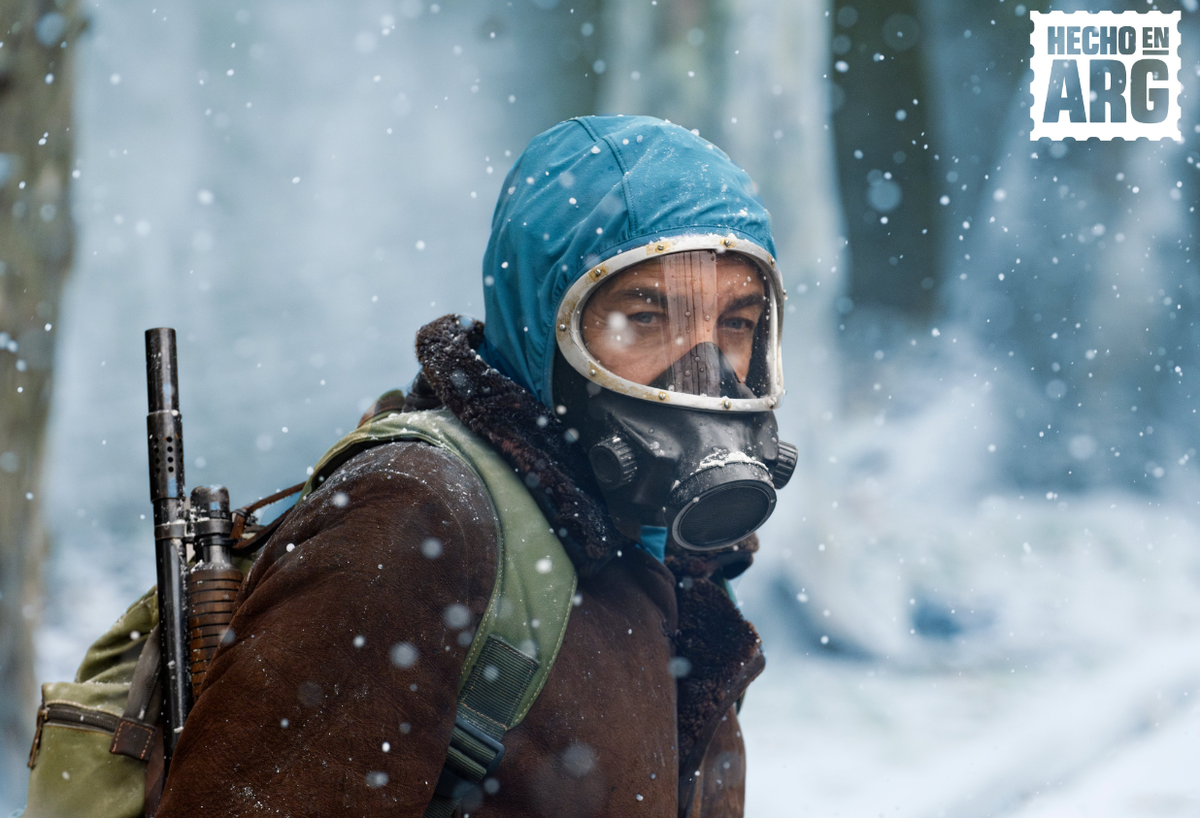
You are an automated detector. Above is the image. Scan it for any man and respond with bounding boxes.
[155,115,794,817]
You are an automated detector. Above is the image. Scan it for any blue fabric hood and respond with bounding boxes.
[480,115,778,408]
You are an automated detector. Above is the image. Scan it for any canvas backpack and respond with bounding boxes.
[23,402,577,818]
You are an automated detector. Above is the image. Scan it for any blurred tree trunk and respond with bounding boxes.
[596,0,731,140]
[830,0,938,317]
[0,0,82,792]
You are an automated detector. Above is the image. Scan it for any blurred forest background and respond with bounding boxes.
[2,0,1199,814]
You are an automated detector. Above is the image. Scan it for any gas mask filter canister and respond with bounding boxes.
[553,236,798,551]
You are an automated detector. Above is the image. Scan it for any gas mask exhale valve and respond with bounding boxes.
[556,352,797,551]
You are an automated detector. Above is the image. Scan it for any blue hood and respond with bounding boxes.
[480,115,777,408]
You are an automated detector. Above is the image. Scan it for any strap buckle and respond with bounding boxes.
[432,714,506,800]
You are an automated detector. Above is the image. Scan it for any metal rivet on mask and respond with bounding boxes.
[658,391,668,401]
[655,243,665,251]
[722,398,732,409]
[723,238,735,248]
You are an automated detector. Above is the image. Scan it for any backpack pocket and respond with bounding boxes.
[24,683,146,818]
[22,589,158,818]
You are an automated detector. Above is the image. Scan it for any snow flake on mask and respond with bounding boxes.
[331,492,349,508]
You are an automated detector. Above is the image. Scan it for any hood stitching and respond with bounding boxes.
[601,132,639,235]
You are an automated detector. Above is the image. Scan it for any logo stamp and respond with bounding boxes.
[1029,11,1181,141]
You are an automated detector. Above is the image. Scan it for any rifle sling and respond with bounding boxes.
[231,503,295,555]
[110,624,163,762]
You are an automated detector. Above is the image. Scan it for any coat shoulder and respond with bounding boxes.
[248,439,499,599]
[156,440,501,817]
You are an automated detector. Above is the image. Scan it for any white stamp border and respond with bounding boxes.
[1028,10,1182,142]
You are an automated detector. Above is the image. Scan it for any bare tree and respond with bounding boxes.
[0,0,82,798]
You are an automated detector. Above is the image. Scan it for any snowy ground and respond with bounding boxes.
[741,634,1200,818]
[732,357,1200,816]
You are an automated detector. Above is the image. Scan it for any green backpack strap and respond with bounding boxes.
[303,407,578,817]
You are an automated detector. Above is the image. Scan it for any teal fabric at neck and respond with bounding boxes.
[637,526,668,562]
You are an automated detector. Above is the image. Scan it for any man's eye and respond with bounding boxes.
[721,317,755,331]
[629,312,659,325]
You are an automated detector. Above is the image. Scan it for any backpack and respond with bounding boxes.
[23,401,577,818]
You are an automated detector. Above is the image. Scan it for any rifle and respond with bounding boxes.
[144,328,244,772]
[144,328,192,768]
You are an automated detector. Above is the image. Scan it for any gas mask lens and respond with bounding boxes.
[579,250,777,402]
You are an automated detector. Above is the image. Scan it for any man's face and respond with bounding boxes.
[580,251,767,390]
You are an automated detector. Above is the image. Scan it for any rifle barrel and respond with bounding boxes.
[145,328,192,768]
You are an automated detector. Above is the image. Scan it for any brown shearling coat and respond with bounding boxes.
[154,316,765,818]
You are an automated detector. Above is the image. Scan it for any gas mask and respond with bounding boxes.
[553,235,798,551]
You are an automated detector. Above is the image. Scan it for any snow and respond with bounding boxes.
[10,0,1200,814]
[736,343,1200,815]
[742,636,1200,818]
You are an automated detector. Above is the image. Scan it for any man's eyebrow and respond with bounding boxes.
[600,287,669,308]
[722,293,766,313]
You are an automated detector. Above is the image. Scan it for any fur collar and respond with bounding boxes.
[415,315,629,577]
[413,314,766,812]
